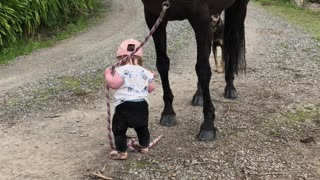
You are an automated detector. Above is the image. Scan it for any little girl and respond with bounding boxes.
[105,38,155,160]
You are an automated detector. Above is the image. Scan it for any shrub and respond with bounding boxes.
[0,0,101,49]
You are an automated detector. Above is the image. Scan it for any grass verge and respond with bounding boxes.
[253,0,320,41]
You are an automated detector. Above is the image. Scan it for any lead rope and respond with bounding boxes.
[106,1,170,150]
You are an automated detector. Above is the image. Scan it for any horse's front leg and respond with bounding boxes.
[189,14,217,141]
[145,12,176,126]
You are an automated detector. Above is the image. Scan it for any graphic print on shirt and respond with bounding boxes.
[141,70,148,80]
[123,70,132,78]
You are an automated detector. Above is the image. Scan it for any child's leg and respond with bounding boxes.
[134,125,150,148]
[133,125,150,153]
[125,101,150,153]
[110,108,128,160]
[113,126,128,153]
[110,126,128,160]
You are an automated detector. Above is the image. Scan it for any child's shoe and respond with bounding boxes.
[109,151,128,160]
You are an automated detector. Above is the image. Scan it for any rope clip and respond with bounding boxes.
[162,0,170,8]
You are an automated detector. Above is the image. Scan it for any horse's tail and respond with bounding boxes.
[223,0,249,74]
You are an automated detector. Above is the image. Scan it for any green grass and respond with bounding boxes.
[263,104,319,138]
[253,0,320,41]
[286,104,320,122]
[0,2,108,64]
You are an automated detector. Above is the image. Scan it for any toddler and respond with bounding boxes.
[105,38,155,160]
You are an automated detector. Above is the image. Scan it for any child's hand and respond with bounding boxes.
[151,70,157,78]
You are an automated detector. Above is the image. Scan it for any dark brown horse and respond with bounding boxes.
[141,0,249,141]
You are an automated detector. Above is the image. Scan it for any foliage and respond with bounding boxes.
[0,0,101,49]
[286,104,320,122]
[0,0,25,47]
[305,0,320,3]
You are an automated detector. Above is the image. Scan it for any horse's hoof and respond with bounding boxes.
[160,114,176,126]
[197,129,216,141]
[224,88,238,99]
[192,95,203,106]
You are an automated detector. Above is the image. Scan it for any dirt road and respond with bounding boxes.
[0,1,319,180]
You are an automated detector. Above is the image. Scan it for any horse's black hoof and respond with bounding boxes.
[160,114,176,126]
[224,88,238,99]
[192,95,203,106]
[197,129,216,141]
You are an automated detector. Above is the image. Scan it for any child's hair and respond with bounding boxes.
[117,55,143,66]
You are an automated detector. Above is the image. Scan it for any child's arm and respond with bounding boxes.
[105,68,124,89]
[148,71,156,93]
[148,81,155,93]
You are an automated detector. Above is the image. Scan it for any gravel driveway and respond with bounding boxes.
[0,1,319,180]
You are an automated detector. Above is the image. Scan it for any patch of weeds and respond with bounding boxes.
[280,42,289,49]
[310,56,320,64]
[272,51,302,72]
[58,76,89,96]
[269,128,286,139]
[127,159,150,170]
[123,158,156,175]
[293,73,306,79]
[264,119,306,140]
[278,65,300,72]
[286,104,320,123]
[0,71,105,123]
[301,47,314,53]
[57,74,104,96]
[263,118,287,138]
[263,104,320,139]
[272,55,288,65]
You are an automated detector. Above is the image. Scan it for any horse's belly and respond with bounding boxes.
[208,0,236,14]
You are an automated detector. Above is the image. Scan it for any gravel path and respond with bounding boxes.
[0,1,319,180]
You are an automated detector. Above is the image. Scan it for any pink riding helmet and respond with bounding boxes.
[116,38,143,57]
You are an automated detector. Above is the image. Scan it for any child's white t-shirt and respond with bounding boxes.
[114,64,154,107]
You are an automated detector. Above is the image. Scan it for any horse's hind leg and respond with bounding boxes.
[144,11,176,126]
[223,0,249,99]
[189,9,217,141]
